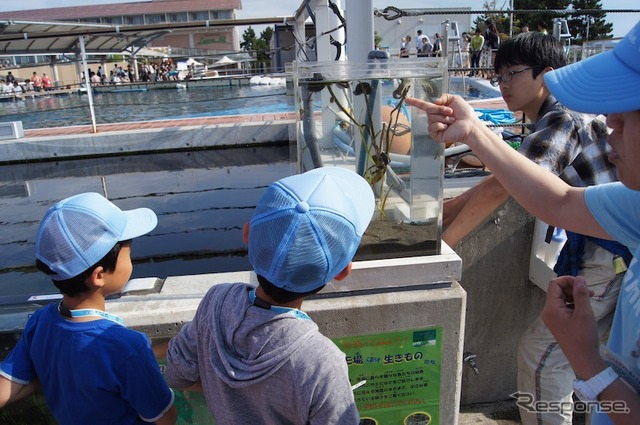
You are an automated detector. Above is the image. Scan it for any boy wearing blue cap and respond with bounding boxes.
[0,193,176,425]
[441,30,628,425]
[407,19,640,425]
[165,167,375,424]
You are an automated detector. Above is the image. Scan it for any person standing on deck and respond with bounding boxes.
[32,72,43,92]
[42,73,53,91]
[469,29,485,77]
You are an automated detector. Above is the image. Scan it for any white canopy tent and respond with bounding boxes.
[211,56,237,67]
[185,57,204,66]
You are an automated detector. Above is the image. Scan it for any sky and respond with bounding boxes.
[0,0,637,38]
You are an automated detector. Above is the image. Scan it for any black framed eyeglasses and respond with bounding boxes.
[490,67,539,87]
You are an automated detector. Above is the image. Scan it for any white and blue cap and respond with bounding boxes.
[36,192,158,281]
[248,167,375,293]
[544,20,640,114]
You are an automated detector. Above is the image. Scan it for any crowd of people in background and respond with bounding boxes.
[83,58,184,86]
[399,19,543,80]
[0,71,53,97]
[400,30,442,58]
[0,58,189,97]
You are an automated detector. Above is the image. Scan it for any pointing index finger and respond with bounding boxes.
[405,96,453,115]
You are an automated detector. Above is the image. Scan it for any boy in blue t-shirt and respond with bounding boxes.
[0,192,177,425]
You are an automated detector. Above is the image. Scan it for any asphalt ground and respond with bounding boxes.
[459,399,587,424]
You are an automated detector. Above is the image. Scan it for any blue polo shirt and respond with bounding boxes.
[585,182,640,425]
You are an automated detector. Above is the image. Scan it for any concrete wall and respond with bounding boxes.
[454,197,547,405]
[312,283,467,424]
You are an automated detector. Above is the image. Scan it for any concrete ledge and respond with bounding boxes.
[106,243,462,332]
[0,120,295,163]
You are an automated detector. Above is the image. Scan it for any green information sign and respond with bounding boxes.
[333,327,443,425]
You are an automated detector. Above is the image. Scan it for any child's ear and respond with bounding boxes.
[86,266,106,289]
[333,262,353,281]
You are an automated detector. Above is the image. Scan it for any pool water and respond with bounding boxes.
[0,78,499,130]
[0,146,292,304]
[0,85,292,130]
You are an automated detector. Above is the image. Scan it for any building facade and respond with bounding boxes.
[0,0,243,55]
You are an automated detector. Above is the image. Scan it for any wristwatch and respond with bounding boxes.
[573,367,619,402]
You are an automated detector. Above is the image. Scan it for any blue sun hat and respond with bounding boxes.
[36,192,158,281]
[248,167,375,293]
[544,20,640,114]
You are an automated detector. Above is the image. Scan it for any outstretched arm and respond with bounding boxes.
[406,95,609,239]
[443,175,509,247]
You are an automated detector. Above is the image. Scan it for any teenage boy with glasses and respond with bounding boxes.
[438,31,629,425]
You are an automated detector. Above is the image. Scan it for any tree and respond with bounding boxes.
[240,26,257,51]
[509,0,612,42]
[511,0,572,35]
[255,27,273,61]
[241,26,274,68]
[474,0,509,33]
[566,0,612,43]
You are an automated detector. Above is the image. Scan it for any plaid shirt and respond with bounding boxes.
[518,95,616,186]
[518,95,626,275]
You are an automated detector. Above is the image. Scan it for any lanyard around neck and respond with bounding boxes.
[249,289,311,321]
[58,302,125,327]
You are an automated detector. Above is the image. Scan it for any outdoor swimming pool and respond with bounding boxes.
[0,145,292,304]
[0,77,499,130]
[0,85,292,130]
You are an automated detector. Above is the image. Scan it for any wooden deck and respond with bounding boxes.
[23,112,298,138]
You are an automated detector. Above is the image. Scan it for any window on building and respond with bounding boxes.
[124,15,145,25]
[102,16,124,25]
[211,10,232,20]
[190,11,210,21]
[15,57,36,65]
[167,12,188,23]
[146,14,167,24]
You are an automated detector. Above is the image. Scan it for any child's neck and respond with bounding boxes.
[255,286,304,310]
[61,293,106,313]
[59,295,124,326]
[526,88,553,122]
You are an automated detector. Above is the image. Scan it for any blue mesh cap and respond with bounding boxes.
[544,20,640,114]
[249,167,375,293]
[35,192,158,281]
